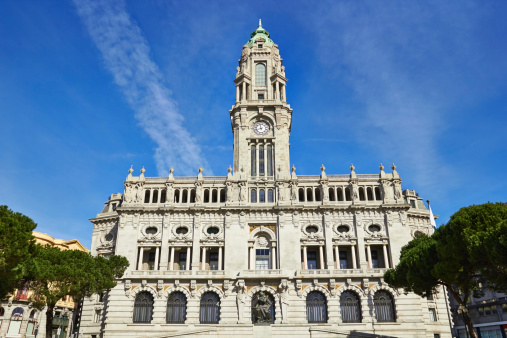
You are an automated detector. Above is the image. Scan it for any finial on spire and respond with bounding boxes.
[291,164,296,172]
[228,165,232,173]
[379,163,384,171]
[350,163,355,172]
[128,165,134,174]
[259,19,262,28]
[140,166,146,174]
[391,163,397,171]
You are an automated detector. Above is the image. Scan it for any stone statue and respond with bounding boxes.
[321,182,329,202]
[277,182,286,202]
[226,182,234,202]
[124,183,133,203]
[253,291,272,323]
[290,181,298,201]
[394,181,402,201]
[194,182,203,203]
[279,280,289,322]
[350,181,359,201]
[236,280,247,323]
[134,183,143,203]
[382,181,393,201]
[239,182,247,202]
[166,183,174,203]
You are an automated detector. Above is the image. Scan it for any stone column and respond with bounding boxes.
[236,85,239,102]
[351,245,357,269]
[186,246,191,270]
[149,189,154,203]
[319,245,325,269]
[334,245,339,269]
[255,144,260,179]
[275,82,280,101]
[201,247,207,270]
[154,246,160,270]
[383,244,389,269]
[242,82,246,102]
[366,244,372,269]
[169,247,175,271]
[282,85,286,102]
[137,247,144,270]
[271,246,277,269]
[303,246,308,270]
[218,246,223,271]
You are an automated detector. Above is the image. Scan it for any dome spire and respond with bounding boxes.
[247,19,274,47]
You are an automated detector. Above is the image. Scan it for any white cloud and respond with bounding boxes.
[73,0,211,176]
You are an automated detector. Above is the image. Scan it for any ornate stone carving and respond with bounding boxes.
[190,280,196,298]
[277,181,287,202]
[225,212,232,229]
[124,280,131,297]
[394,180,402,202]
[278,211,285,228]
[157,280,164,297]
[239,182,247,202]
[226,182,234,202]
[382,180,393,202]
[289,181,298,201]
[350,181,359,201]
[165,183,174,203]
[293,211,300,228]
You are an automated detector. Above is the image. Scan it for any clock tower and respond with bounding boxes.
[230,20,292,180]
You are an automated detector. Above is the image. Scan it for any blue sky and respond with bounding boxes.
[1,0,506,249]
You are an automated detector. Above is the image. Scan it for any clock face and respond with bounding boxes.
[253,122,269,135]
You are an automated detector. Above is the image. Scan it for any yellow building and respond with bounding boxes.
[0,232,88,338]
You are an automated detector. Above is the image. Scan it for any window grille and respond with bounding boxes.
[340,291,361,323]
[133,292,154,323]
[200,292,220,324]
[255,63,266,86]
[373,291,395,322]
[306,291,327,323]
[167,292,187,324]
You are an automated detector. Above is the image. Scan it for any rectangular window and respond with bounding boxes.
[502,303,507,313]
[307,251,318,270]
[251,145,256,176]
[259,145,265,175]
[339,251,348,269]
[484,306,491,315]
[428,308,437,322]
[410,200,416,208]
[434,335,440,338]
[478,307,484,316]
[256,249,270,269]
[251,189,257,203]
[255,63,266,86]
[259,189,265,202]
[258,94,264,100]
[267,145,273,176]
[209,252,219,270]
[94,310,101,323]
[267,189,274,203]
[179,252,187,270]
[371,250,379,268]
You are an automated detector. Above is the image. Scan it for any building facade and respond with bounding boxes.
[0,232,88,338]
[80,21,452,338]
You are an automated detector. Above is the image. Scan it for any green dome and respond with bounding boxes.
[247,19,274,47]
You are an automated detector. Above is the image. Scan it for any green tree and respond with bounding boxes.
[27,245,129,338]
[384,202,507,338]
[0,205,36,298]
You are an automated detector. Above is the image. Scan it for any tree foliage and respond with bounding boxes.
[384,202,507,338]
[27,245,129,338]
[0,205,36,298]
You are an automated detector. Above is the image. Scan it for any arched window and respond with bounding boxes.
[367,187,374,201]
[267,189,274,202]
[252,292,275,324]
[374,291,395,322]
[212,189,218,203]
[255,63,266,86]
[182,189,188,203]
[219,189,226,203]
[152,190,158,203]
[144,190,150,203]
[306,291,327,323]
[337,187,344,201]
[0,307,4,316]
[359,187,366,201]
[11,307,24,319]
[259,189,265,203]
[160,190,167,203]
[204,189,210,203]
[375,187,381,200]
[329,188,335,201]
[200,292,220,324]
[251,145,257,176]
[29,310,37,321]
[340,291,361,323]
[299,188,305,202]
[345,187,351,201]
[315,188,321,201]
[167,292,187,324]
[267,145,273,176]
[190,189,196,203]
[174,190,180,203]
[259,145,265,175]
[306,188,313,202]
[251,189,257,203]
[133,292,154,323]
